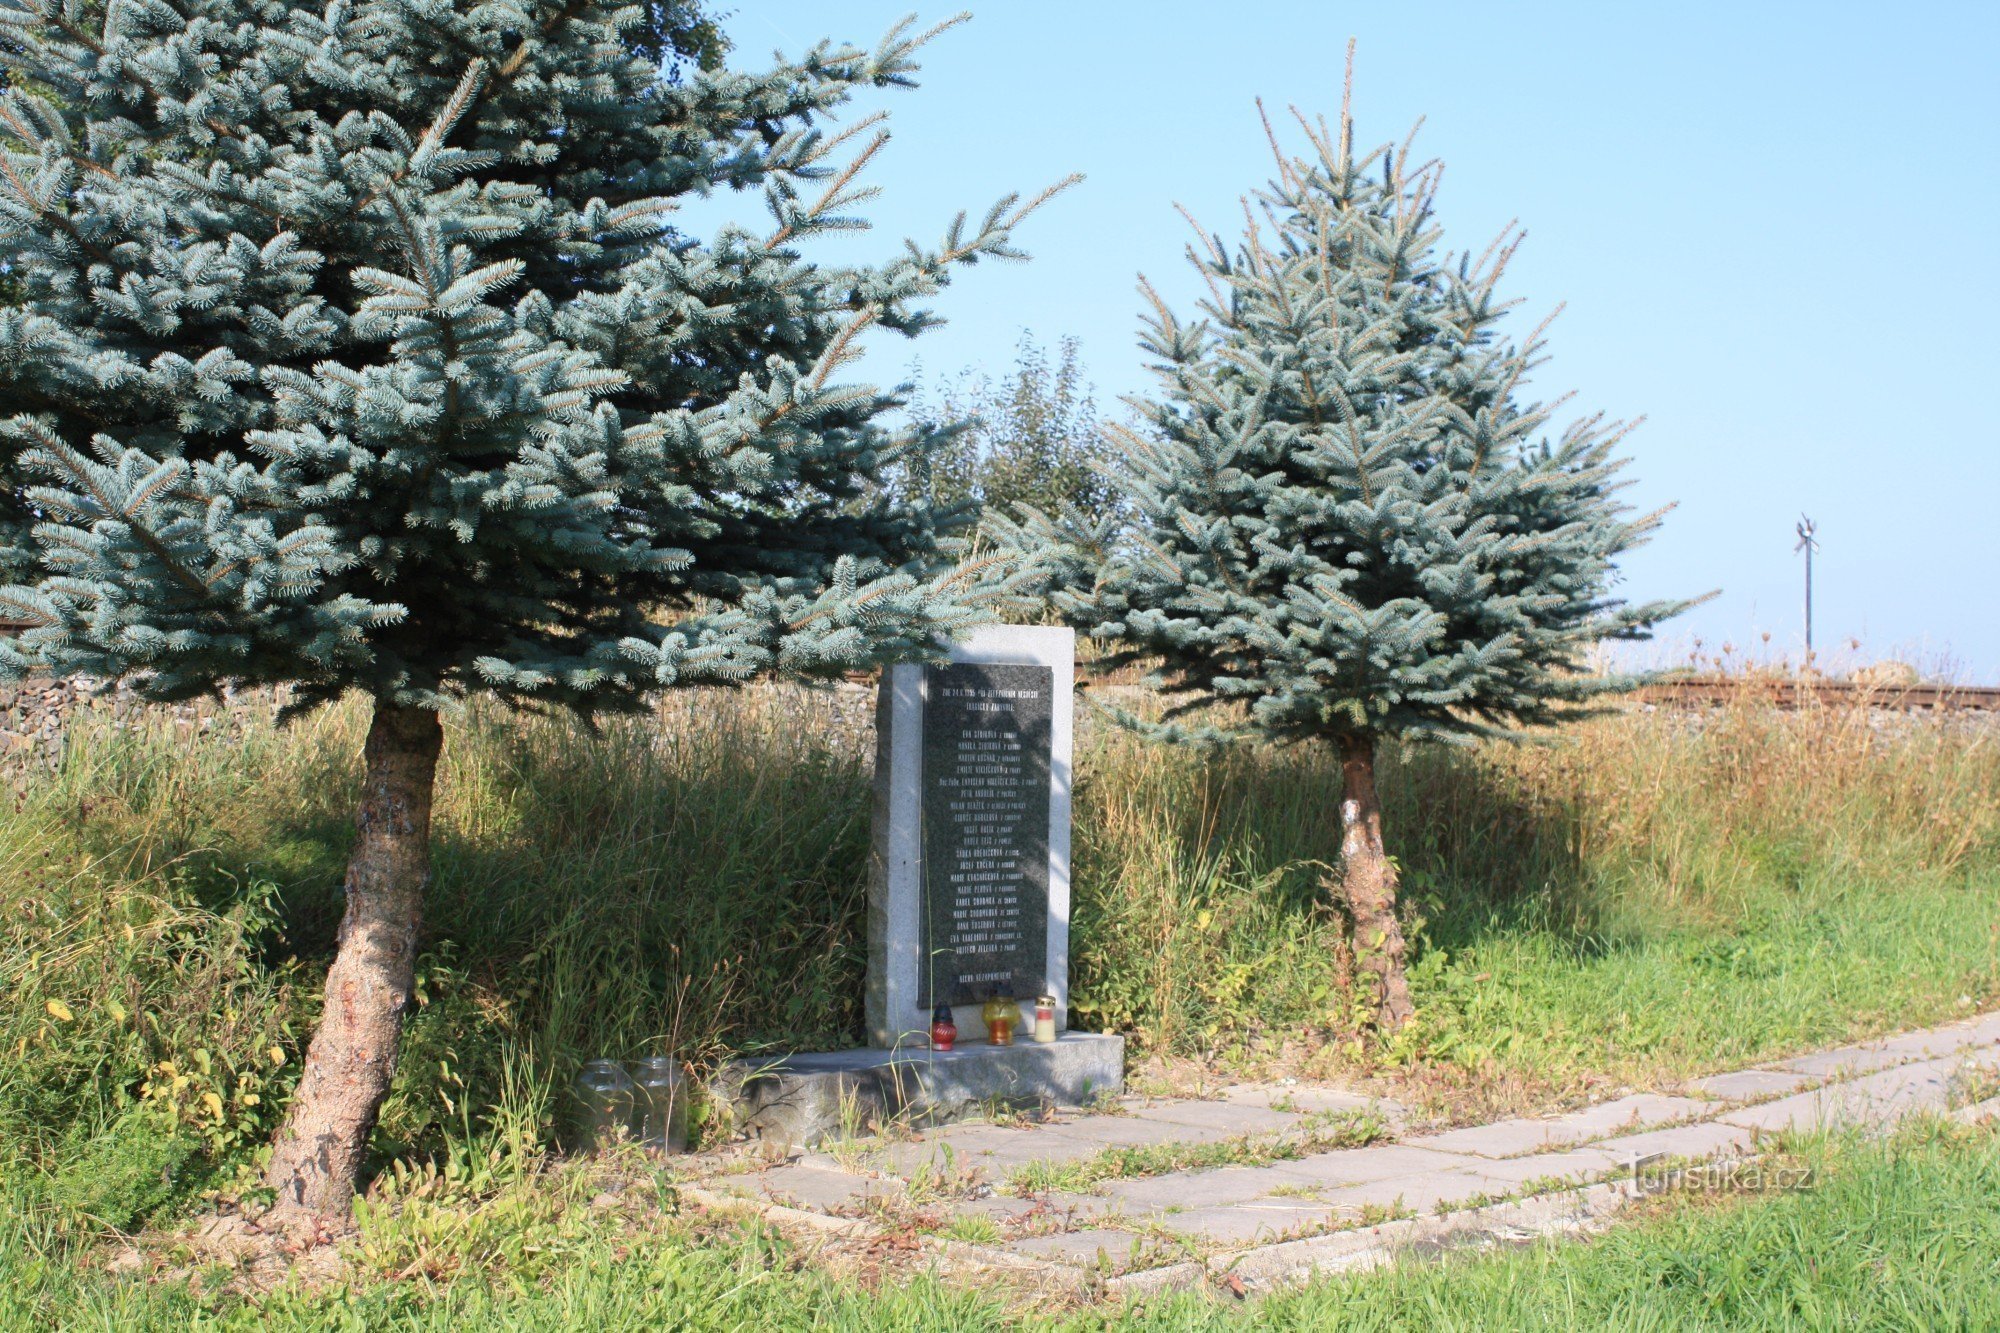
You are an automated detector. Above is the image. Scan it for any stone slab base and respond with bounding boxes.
[717,1034,1124,1148]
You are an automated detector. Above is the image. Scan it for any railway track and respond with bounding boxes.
[1629,677,2000,711]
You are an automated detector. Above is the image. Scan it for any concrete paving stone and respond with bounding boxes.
[1096,1163,1324,1211]
[1684,1070,1818,1102]
[779,1150,846,1173]
[1217,1180,1638,1290]
[1123,1100,1302,1135]
[700,1011,2000,1288]
[753,1164,906,1210]
[1952,1096,2000,1126]
[1770,1044,1916,1078]
[857,1126,998,1166]
[1315,1168,1517,1216]
[869,1142,962,1176]
[1220,1085,1392,1118]
[1714,1090,1844,1135]
[1404,1118,1586,1158]
[1718,1053,1966,1133]
[1029,1191,1128,1221]
[944,1194,1045,1224]
[936,1120,1112,1152]
[1874,1013,2000,1057]
[1808,1052,1971,1124]
[1002,1228,1147,1269]
[878,1125,1106,1177]
[1453,1147,1624,1187]
[955,1190,1123,1225]
[1210,1219,1386,1284]
[704,1173,779,1201]
[707,1164,895,1210]
[940,1143,1110,1178]
[1103,1261,1208,1296]
[1050,1115,1241,1149]
[1539,1093,1711,1142]
[1154,1201,1346,1245]
[1874,1025,2000,1058]
[1594,1120,1757,1163]
[1278,1143,1501,1188]
[932,1117,1056,1147]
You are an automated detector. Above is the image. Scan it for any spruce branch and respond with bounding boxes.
[807,307,878,390]
[0,155,110,265]
[765,126,889,249]
[1255,98,1303,191]
[34,0,245,145]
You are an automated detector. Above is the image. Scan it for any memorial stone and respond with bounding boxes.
[717,626,1121,1147]
[867,626,1073,1047]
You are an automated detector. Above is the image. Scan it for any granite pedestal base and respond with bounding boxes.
[717,1033,1124,1148]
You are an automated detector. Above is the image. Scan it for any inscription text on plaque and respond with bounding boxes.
[919,662,1053,1006]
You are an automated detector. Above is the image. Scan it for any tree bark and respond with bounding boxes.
[262,702,442,1230]
[1334,733,1415,1030]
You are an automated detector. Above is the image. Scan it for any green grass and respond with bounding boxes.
[0,684,1996,1311]
[2,1122,1996,1328]
[1109,1121,2000,1330]
[3,689,880,1216]
[0,1175,1008,1330]
[1071,704,2000,1108]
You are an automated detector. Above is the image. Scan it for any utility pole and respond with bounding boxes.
[1795,514,1819,669]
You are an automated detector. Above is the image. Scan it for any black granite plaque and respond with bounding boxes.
[919,662,1053,1007]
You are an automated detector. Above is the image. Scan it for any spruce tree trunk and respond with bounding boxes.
[1335,733,1415,1029]
[262,702,442,1229]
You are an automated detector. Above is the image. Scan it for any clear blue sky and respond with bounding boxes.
[719,3,2000,680]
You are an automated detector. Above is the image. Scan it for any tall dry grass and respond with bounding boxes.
[1,683,1995,1220]
[1070,698,2000,1089]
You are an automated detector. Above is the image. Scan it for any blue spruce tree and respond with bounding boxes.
[0,1,1068,1224]
[998,73,1688,1029]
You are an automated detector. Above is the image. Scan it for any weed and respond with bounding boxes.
[2,681,1997,1299]
[1355,1200,1416,1227]
[939,1213,1002,1245]
[902,1145,988,1205]
[1006,1110,1385,1194]
[1264,1182,1326,1200]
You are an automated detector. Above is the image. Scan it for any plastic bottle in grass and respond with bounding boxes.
[574,1059,636,1151]
[630,1056,689,1152]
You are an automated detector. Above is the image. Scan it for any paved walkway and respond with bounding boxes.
[689,1010,2000,1295]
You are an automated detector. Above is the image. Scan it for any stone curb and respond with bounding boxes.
[680,1185,875,1238]
[681,1182,1107,1293]
[1952,1096,2000,1125]
[1211,1179,1638,1291]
